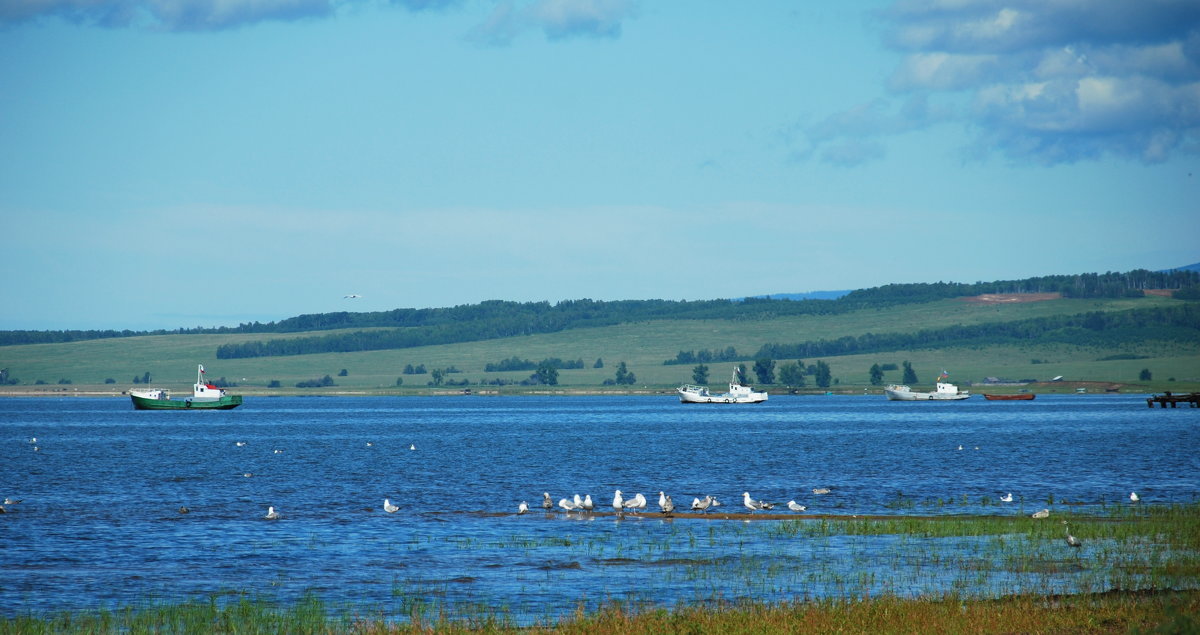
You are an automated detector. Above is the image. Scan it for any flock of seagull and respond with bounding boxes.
[5,433,1144,543]
[507,488,843,519]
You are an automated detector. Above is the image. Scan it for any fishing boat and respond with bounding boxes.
[678,368,768,404]
[984,393,1035,401]
[129,365,243,410]
[884,371,970,401]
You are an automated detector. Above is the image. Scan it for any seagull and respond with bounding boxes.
[812,487,831,495]
[1063,521,1081,548]
[366,442,373,447]
[691,496,708,512]
[409,444,415,451]
[383,499,399,513]
[558,497,578,512]
[3,498,22,505]
[1000,493,1013,503]
[613,490,625,513]
[264,506,279,520]
[787,500,806,512]
[344,294,361,299]
[957,445,963,451]
[1130,491,1140,502]
[710,496,722,510]
[518,501,528,515]
[1032,509,1050,519]
[623,493,646,514]
[743,492,774,512]
[235,441,246,447]
[542,492,553,512]
[273,449,283,454]
[658,491,668,511]
[243,472,253,478]
[662,494,675,516]
[28,437,36,444]
[178,506,190,514]
[0,506,6,514]
[582,494,594,513]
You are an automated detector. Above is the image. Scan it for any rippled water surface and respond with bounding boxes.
[2,394,1197,622]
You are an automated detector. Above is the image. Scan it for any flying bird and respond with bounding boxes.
[787,500,806,512]
[264,506,279,520]
[383,499,399,513]
[344,294,361,299]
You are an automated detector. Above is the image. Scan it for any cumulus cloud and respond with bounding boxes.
[467,0,636,46]
[803,0,1200,165]
[0,0,463,31]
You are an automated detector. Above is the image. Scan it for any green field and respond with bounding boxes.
[2,295,1197,395]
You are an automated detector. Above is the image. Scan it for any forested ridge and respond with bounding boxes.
[2,269,1197,353]
[751,303,1200,361]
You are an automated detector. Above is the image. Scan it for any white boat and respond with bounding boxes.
[885,381,970,401]
[678,368,768,404]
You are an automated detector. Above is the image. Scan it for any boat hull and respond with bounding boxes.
[679,391,768,404]
[885,388,970,401]
[984,393,1035,401]
[131,394,243,410]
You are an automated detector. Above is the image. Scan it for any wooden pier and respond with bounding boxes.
[1146,392,1200,408]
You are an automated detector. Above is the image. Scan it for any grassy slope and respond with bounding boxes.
[1,295,1196,393]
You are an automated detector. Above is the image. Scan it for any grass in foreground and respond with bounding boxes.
[3,590,1197,634]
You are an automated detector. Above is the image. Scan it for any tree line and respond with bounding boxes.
[753,304,1200,360]
[2,269,1194,350]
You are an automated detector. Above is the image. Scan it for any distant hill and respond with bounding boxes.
[1167,262,1200,273]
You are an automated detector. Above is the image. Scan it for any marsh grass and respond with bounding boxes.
[5,591,1196,634]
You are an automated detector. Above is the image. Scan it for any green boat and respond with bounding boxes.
[129,364,243,410]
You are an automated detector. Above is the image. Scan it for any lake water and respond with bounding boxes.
[1,394,1197,623]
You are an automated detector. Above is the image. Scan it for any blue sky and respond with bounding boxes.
[2,0,1198,330]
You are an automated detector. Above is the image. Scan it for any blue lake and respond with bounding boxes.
[1,394,1197,623]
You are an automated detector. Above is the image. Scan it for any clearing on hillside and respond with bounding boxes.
[960,293,1061,304]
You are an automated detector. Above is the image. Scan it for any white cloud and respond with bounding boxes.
[802,0,1200,165]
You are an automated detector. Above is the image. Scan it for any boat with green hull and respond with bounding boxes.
[129,365,242,410]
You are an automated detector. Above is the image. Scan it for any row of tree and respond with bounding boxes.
[692,359,836,388]
[7,269,1192,350]
[754,304,1200,361]
[483,356,590,372]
